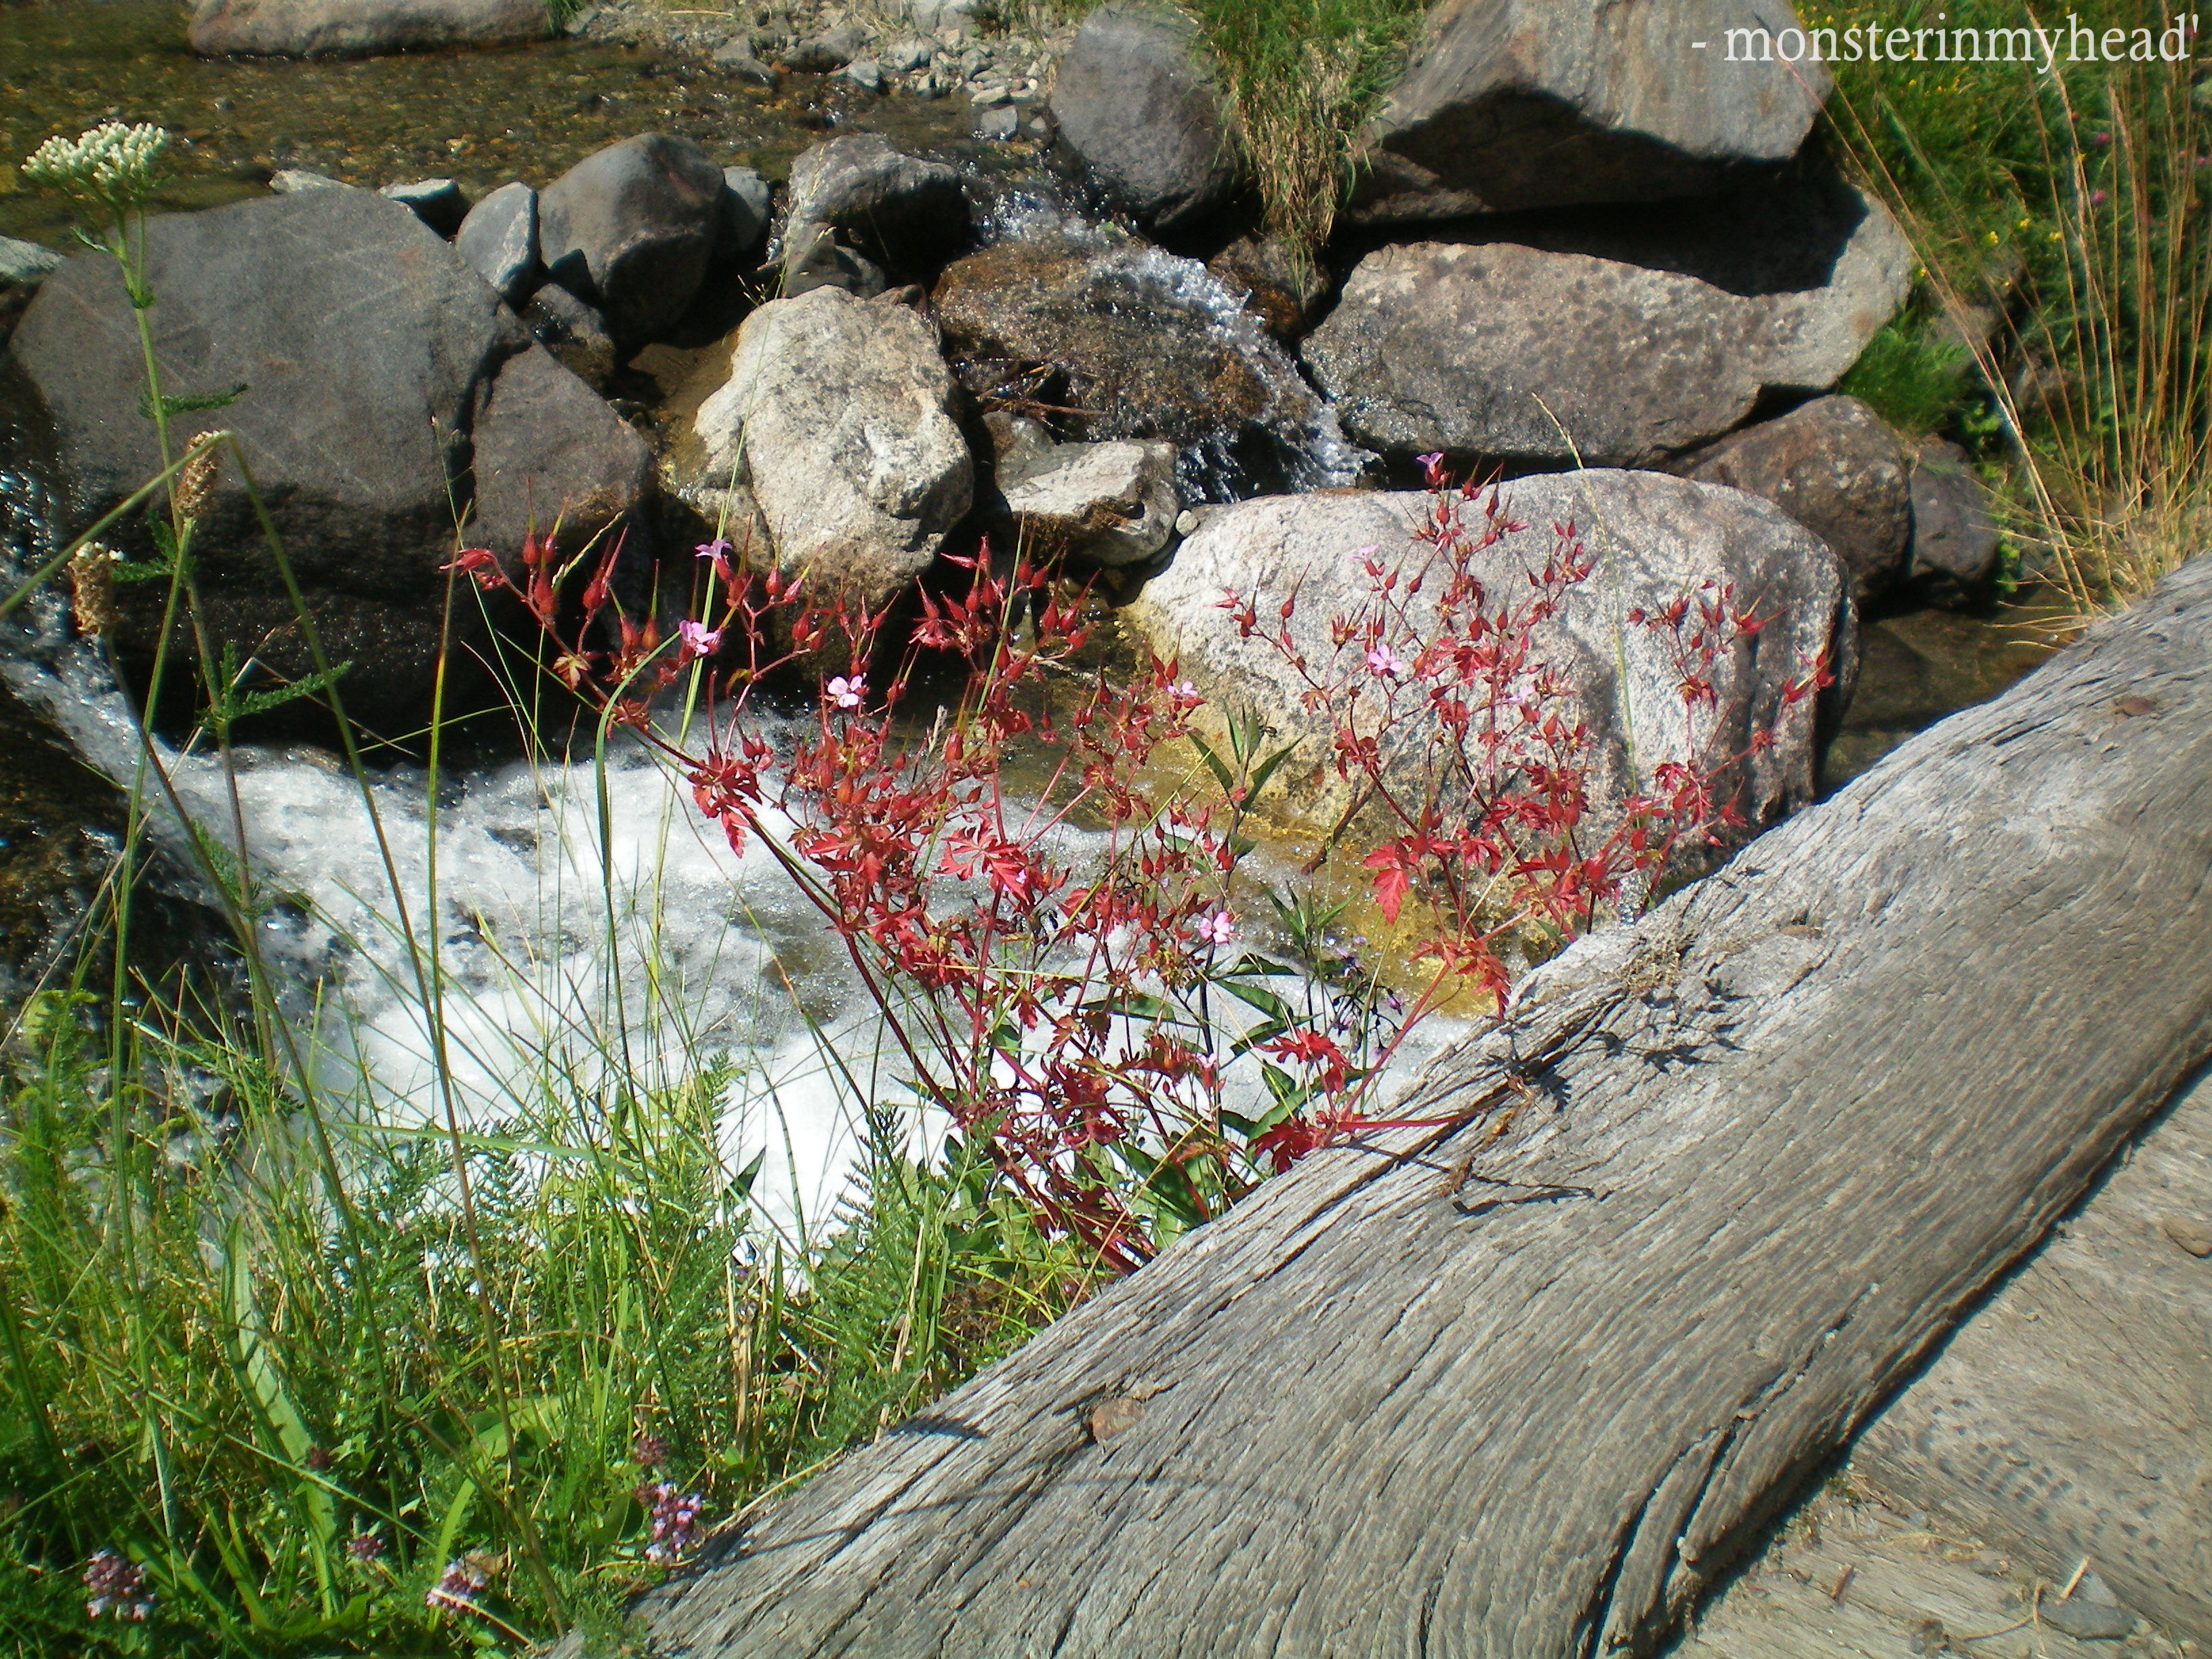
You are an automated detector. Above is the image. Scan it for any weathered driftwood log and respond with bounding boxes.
[1850,1061,2212,1640]
[632,556,2212,1659]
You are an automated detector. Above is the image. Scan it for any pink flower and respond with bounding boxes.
[2089,188,2108,205]
[676,619,721,660]
[1167,678,1200,708]
[1201,910,1235,948]
[826,674,866,710]
[83,1550,151,1621]
[695,537,733,581]
[1365,644,1408,679]
[426,1559,486,1613]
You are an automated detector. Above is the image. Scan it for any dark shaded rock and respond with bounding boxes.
[1205,235,1330,340]
[455,180,538,302]
[1047,0,1241,238]
[718,166,773,264]
[522,281,617,391]
[932,230,1364,499]
[780,223,886,300]
[380,177,468,237]
[1303,169,1910,467]
[10,188,645,732]
[1908,437,2001,586]
[539,133,724,344]
[784,22,863,72]
[188,0,548,56]
[781,134,967,277]
[1685,396,1911,603]
[1370,0,1830,217]
[712,47,781,89]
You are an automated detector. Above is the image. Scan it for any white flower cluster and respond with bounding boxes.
[21,121,169,212]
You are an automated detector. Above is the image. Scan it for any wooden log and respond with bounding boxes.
[633,556,2212,1659]
[1849,1062,2212,1640]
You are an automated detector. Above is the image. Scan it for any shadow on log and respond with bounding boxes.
[614,556,2212,1658]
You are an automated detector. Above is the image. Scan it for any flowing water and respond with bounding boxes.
[0,0,2060,1229]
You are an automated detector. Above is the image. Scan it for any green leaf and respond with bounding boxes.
[136,382,249,421]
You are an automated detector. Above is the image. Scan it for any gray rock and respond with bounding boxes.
[538,132,724,343]
[974,103,1020,141]
[1907,437,2001,586]
[11,188,644,728]
[1122,472,1851,840]
[1000,439,1178,566]
[189,0,547,56]
[1047,0,1241,238]
[0,236,64,288]
[1303,168,1910,467]
[270,168,347,193]
[785,22,863,72]
[693,285,972,607]
[1370,0,1830,216]
[882,36,930,73]
[842,57,884,91]
[717,166,772,264]
[380,176,468,237]
[782,134,968,278]
[455,180,539,304]
[905,0,981,30]
[1685,396,1912,603]
[711,41,781,87]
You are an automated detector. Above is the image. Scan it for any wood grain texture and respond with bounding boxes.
[632,556,2212,1659]
[1851,1064,2212,1640]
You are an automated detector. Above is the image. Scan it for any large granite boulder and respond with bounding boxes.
[693,287,971,607]
[1122,472,1853,841]
[539,134,724,344]
[1366,0,1830,218]
[1047,0,1242,239]
[188,0,547,56]
[1684,395,1912,604]
[12,188,647,729]
[1303,165,1910,468]
[933,230,1364,500]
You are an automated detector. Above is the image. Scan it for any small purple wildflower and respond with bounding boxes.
[1200,910,1235,949]
[631,1432,669,1469]
[638,1481,703,1565]
[425,1559,487,1613]
[695,537,734,581]
[677,618,722,661]
[826,674,866,711]
[1365,644,1408,679]
[346,1532,385,1565]
[83,1549,152,1622]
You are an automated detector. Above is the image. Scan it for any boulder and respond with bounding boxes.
[1369,0,1830,216]
[781,134,968,279]
[10,188,647,729]
[1047,1,1242,239]
[380,177,468,237]
[1907,436,2001,586]
[718,165,773,264]
[455,180,539,302]
[692,286,971,606]
[932,230,1365,499]
[711,43,782,88]
[1303,166,1910,467]
[188,0,548,56]
[1684,396,1911,603]
[538,133,724,344]
[1122,472,1852,837]
[1000,439,1178,567]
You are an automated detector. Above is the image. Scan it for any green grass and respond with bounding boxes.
[1822,0,2211,609]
